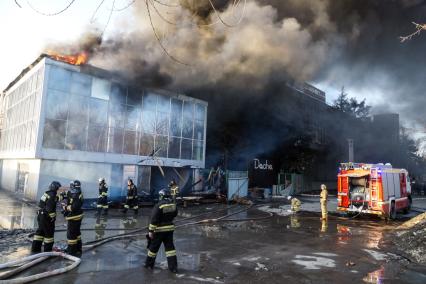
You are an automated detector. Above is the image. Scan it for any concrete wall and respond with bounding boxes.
[38,159,124,202]
[0,159,41,200]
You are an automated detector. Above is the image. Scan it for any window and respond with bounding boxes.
[143,93,157,111]
[155,135,168,157]
[68,95,89,122]
[142,110,156,134]
[182,116,193,139]
[48,66,71,92]
[123,130,138,155]
[139,134,154,156]
[170,99,182,137]
[91,78,110,100]
[107,128,123,153]
[65,122,87,151]
[194,119,204,140]
[110,83,126,104]
[193,140,204,161]
[109,103,125,128]
[156,112,169,135]
[87,126,107,152]
[195,103,206,120]
[181,138,192,160]
[89,98,108,125]
[45,90,69,120]
[71,72,92,96]
[127,87,142,106]
[157,95,170,113]
[168,136,181,159]
[43,119,66,149]
[125,106,140,131]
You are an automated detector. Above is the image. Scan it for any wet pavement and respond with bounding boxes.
[1,190,426,283]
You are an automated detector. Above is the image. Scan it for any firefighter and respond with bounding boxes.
[145,189,178,273]
[320,184,328,220]
[97,178,108,215]
[168,179,179,202]
[62,180,84,256]
[31,181,61,253]
[288,196,301,213]
[122,179,138,214]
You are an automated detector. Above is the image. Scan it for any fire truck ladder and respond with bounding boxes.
[370,176,378,209]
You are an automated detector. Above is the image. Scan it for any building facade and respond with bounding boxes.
[0,56,207,202]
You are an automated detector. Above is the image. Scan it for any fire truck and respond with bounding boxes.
[337,163,412,219]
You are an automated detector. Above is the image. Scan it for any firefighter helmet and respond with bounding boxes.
[99,177,105,183]
[73,180,81,189]
[49,181,61,191]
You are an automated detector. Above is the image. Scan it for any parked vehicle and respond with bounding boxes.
[337,162,412,219]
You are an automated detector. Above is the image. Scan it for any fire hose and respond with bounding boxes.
[0,204,272,283]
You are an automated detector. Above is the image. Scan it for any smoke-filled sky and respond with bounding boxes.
[1,0,426,133]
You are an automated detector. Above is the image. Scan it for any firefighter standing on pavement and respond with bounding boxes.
[168,179,179,202]
[145,189,178,273]
[31,181,61,253]
[97,178,108,214]
[62,180,84,256]
[123,179,138,214]
[320,184,328,220]
[288,196,301,213]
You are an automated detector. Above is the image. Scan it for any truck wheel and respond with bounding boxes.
[390,201,397,220]
[403,196,412,214]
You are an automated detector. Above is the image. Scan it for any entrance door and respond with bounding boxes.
[16,163,29,195]
[122,165,137,195]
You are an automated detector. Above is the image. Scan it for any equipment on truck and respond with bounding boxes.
[337,162,412,219]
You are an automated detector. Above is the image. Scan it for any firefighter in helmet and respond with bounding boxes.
[123,178,138,214]
[168,179,179,202]
[31,181,62,253]
[145,189,178,273]
[320,184,328,220]
[62,180,84,256]
[288,195,301,213]
[97,178,108,215]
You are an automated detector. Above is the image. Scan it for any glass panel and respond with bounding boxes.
[87,126,108,152]
[139,134,154,156]
[68,95,89,122]
[108,103,125,128]
[91,78,110,100]
[125,106,140,131]
[65,122,87,151]
[182,116,193,139]
[157,95,170,113]
[45,90,69,120]
[123,130,138,155]
[193,140,204,161]
[181,138,192,160]
[156,112,169,135]
[89,98,108,125]
[194,119,204,140]
[127,87,142,106]
[195,103,206,120]
[48,66,71,92]
[70,72,92,96]
[183,101,194,118]
[107,128,123,153]
[43,119,66,149]
[143,93,157,111]
[168,136,181,159]
[110,83,126,104]
[170,99,182,137]
[155,135,168,158]
[142,110,156,134]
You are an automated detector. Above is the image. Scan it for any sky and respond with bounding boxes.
[1,0,426,139]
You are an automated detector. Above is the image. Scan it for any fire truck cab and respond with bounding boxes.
[337,163,412,219]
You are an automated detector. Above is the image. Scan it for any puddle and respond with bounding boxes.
[292,254,336,270]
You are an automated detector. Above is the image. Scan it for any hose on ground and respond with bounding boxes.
[0,252,81,283]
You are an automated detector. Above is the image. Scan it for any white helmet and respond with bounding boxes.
[287,196,292,200]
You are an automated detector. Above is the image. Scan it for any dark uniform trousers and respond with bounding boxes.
[146,231,177,270]
[32,210,55,252]
[67,217,83,255]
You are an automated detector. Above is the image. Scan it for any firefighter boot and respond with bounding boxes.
[44,242,54,252]
[144,256,155,269]
[31,240,43,253]
[77,240,83,256]
[65,244,78,256]
[167,255,178,273]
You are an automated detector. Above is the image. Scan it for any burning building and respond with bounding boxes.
[0,54,207,202]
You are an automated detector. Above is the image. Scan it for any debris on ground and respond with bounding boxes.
[394,212,426,264]
[0,229,33,247]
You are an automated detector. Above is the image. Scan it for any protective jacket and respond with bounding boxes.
[148,198,178,233]
[64,188,84,221]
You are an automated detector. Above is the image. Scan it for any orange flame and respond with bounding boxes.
[47,51,88,65]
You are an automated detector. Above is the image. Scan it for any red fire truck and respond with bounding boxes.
[337,163,412,219]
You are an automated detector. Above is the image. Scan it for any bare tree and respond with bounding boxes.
[400,22,426,42]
